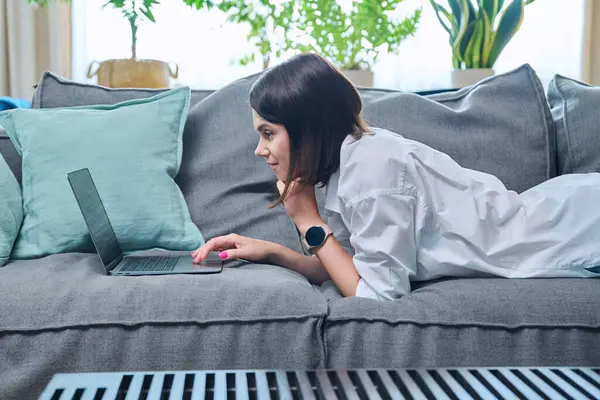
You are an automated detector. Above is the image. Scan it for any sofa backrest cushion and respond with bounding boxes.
[16,65,556,252]
[32,71,213,109]
[357,64,556,194]
[175,73,306,252]
[547,74,600,175]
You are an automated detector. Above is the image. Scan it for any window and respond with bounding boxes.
[72,0,586,91]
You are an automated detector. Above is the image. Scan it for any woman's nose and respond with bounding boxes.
[255,142,268,157]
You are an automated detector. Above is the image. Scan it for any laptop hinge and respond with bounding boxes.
[106,255,124,272]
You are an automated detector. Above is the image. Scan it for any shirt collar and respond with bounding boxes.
[323,133,361,213]
[324,168,341,213]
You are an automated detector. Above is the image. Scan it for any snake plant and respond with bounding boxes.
[430,0,537,69]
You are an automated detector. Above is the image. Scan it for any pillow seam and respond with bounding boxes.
[427,64,528,103]
[554,80,578,173]
[526,66,554,180]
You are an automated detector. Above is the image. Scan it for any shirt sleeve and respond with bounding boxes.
[340,189,419,301]
[323,210,355,257]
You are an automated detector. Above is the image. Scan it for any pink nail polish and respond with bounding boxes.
[219,251,228,259]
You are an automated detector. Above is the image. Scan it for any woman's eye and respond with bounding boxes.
[264,131,273,139]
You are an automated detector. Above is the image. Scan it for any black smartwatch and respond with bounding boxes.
[301,225,333,254]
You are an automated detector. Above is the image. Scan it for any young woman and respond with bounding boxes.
[192,53,600,301]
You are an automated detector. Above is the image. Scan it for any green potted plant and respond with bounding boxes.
[210,0,296,70]
[429,0,537,87]
[289,0,421,87]
[29,0,214,88]
[211,0,420,86]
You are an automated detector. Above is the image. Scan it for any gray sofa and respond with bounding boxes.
[1,65,599,400]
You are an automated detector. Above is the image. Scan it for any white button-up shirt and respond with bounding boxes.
[320,128,600,300]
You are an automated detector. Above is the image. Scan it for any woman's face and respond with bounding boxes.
[253,110,291,182]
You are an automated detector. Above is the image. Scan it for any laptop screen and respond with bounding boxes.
[67,168,123,268]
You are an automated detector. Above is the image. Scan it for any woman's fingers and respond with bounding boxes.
[192,234,240,263]
[218,248,243,260]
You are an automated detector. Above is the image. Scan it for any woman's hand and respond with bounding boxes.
[191,233,275,263]
[277,179,322,230]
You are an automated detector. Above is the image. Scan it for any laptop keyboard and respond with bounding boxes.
[119,257,178,272]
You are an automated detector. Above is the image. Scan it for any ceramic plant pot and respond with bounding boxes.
[451,68,495,88]
[87,58,178,88]
[341,69,374,88]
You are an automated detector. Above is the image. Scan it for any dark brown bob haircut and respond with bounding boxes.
[248,52,368,208]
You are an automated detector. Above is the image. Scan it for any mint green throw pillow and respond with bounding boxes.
[0,154,22,266]
[0,87,204,259]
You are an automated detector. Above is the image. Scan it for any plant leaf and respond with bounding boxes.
[449,0,471,63]
[497,0,505,15]
[466,0,476,23]
[429,0,455,35]
[140,8,155,22]
[470,16,484,67]
[479,6,493,66]
[462,20,477,67]
[487,0,524,66]
[181,0,215,10]
[458,17,476,61]
[447,0,462,20]
[478,0,499,21]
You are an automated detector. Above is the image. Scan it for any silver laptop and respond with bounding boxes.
[67,168,223,276]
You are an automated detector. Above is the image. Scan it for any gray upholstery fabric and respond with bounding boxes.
[358,64,556,194]
[175,73,306,252]
[324,278,600,368]
[0,129,20,184]
[547,74,600,175]
[0,253,328,399]
[32,71,213,109]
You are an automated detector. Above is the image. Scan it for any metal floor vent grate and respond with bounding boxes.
[40,366,600,400]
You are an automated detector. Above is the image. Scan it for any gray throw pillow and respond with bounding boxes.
[547,74,600,175]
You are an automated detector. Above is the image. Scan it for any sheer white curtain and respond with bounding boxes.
[1,0,71,99]
[72,0,586,92]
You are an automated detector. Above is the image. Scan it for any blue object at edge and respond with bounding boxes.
[0,97,31,111]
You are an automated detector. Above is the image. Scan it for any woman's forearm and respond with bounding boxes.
[297,220,360,297]
[310,235,359,297]
[266,242,330,284]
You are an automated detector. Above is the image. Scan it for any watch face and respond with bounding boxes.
[305,226,326,247]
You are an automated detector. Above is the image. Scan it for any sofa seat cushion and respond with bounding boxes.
[324,278,600,368]
[0,252,327,331]
[0,253,329,398]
